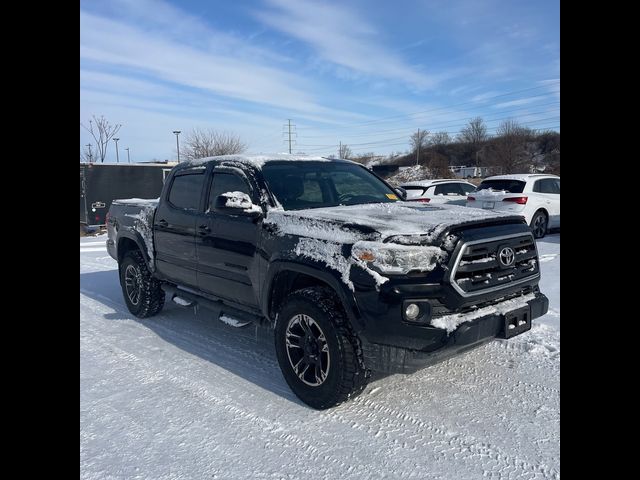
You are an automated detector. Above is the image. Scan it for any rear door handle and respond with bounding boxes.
[198,224,211,235]
[158,219,168,227]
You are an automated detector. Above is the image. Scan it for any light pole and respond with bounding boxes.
[125,147,130,163]
[113,137,120,163]
[173,131,181,162]
[86,143,93,163]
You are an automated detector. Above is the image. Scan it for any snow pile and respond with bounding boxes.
[431,293,537,333]
[221,191,262,213]
[386,166,431,185]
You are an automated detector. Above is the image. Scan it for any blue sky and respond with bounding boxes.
[80,0,559,162]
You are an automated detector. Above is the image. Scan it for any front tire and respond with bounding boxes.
[274,287,368,409]
[119,250,165,318]
[530,210,548,239]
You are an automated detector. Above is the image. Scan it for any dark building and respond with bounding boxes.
[80,162,176,226]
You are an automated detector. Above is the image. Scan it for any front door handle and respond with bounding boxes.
[158,219,168,227]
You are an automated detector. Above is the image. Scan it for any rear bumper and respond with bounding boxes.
[360,292,548,374]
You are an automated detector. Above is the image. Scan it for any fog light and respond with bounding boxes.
[405,303,420,320]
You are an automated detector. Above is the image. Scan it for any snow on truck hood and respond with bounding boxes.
[265,201,517,245]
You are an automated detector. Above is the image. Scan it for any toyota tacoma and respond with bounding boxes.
[106,155,548,409]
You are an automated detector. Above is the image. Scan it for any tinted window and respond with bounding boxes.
[477,179,526,193]
[168,173,205,209]
[534,178,560,194]
[434,183,464,196]
[262,162,397,210]
[208,173,251,210]
[460,183,476,194]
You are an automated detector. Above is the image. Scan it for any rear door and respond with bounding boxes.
[533,178,560,227]
[153,168,206,288]
[195,167,260,307]
[433,183,469,205]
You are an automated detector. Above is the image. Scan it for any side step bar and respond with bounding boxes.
[161,284,265,328]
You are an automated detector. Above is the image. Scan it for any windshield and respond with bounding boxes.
[477,179,526,193]
[262,161,398,210]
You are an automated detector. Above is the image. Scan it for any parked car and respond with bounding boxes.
[107,155,548,409]
[466,174,560,238]
[400,179,477,205]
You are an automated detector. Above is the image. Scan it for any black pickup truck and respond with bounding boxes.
[107,155,548,409]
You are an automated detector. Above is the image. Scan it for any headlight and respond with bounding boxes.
[351,241,447,274]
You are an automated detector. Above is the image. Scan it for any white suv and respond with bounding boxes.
[466,174,560,238]
[400,179,477,205]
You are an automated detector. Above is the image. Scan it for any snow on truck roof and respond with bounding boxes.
[180,154,353,169]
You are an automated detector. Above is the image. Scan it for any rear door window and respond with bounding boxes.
[168,172,205,210]
[434,183,464,196]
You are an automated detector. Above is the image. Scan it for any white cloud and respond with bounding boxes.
[254,0,439,89]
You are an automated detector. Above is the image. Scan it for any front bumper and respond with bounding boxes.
[359,292,548,374]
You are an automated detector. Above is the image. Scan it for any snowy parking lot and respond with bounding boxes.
[80,234,559,480]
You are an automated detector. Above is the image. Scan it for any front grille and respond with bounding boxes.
[451,234,538,296]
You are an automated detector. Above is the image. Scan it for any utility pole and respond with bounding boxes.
[173,131,181,162]
[125,147,130,163]
[339,141,342,158]
[86,143,93,163]
[282,120,296,153]
[113,137,120,163]
[416,128,420,166]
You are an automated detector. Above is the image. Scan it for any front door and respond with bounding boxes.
[196,169,260,307]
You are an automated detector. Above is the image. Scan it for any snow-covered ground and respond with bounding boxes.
[80,233,559,479]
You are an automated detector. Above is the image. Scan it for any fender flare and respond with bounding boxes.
[262,260,364,331]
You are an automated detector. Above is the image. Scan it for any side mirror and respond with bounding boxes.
[394,187,407,201]
[214,192,263,217]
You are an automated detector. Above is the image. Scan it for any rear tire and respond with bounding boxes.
[119,250,165,318]
[530,210,548,239]
[274,287,369,409]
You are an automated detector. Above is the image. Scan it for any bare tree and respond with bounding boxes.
[410,129,429,153]
[459,117,488,145]
[489,119,532,174]
[338,143,352,159]
[429,131,451,147]
[458,117,488,166]
[81,115,122,163]
[182,128,247,160]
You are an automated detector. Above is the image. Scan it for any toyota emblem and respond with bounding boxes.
[498,246,515,267]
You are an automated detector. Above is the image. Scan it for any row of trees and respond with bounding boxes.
[80,116,246,163]
[345,117,559,175]
[81,114,559,176]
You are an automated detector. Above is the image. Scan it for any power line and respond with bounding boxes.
[297,100,560,139]
[296,121,560,154]
[296,81,560,132]
[297,115,559,149]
